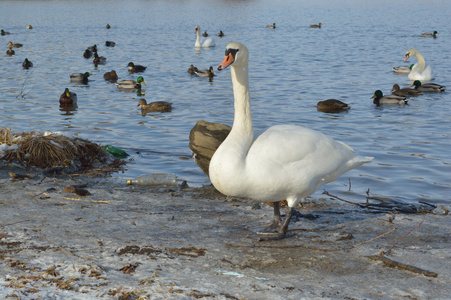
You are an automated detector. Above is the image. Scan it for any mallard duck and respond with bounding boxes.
[83,49,92,59]
[404,49,434,81]
[195,66,214,78]
[93,53,106,65]
[6,48,15,56]
[209,42,372,240]
[88,44,97,52]
[372,90,408,105]
[317,99,350,113]
[59,88,77,105]
[103,70,118,82]
[136,99,172,112]
[310,22,322,28]
[393,64,414,73]
[1,30,10,35]
[116,76,146,89]
[202,31,209,37]
[26,25,33,29]
[218,30,224,37]
[70,72,91,84]
[187,64,199,75]
[421,31,437,38]
[22,58,33,69]
[127,62,147,73]
[391,84,423,96]
[194,25,215,48]
[7,41,23,48]
[106,24,111,29]
[105,41,116,47]
[266,23,276,28]
[411,80,446,92]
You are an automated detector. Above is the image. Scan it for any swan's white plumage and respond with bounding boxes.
[194,25,215,48]
[404,49,434,81]
[209,42,372,210]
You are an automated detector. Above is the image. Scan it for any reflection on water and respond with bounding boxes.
[0,0,450,205]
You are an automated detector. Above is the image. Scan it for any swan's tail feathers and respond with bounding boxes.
[351,156,374,168]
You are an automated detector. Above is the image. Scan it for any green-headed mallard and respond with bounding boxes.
[187,64,199,75]
[104,70,118,82]
[266,23,276,29]
[105,41,116,47]
[421,31,437,38]
[106,24,111,29]
[372,90,408,105]
[1,30,10,35]
[391,84,423,96]
[310,23,322,28]
[93,53,106,65]
[116,76,146,89]
[195,66,214,78]
[7,41,23,48]
[411,80,446,92]
[393,64,414,73]
[88,44,97,52]
[127,62,147,73]
[218,30,224,37]
[317,99,350,113]
[202,31,208,37]
[22,58,33,69]
[59,88,77,105]
[136,99,172,113]
[70,72,91,84]
[26,25,33,29]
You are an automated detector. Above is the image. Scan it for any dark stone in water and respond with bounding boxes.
[189,120,231,176]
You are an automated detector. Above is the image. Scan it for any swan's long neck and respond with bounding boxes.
[229,63,253,152]
[195,30,201,47]
[414,51,426,72]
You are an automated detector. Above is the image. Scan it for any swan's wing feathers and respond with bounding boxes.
[249,125,355,165]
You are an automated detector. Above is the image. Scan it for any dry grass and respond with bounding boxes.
[0,128,109,171]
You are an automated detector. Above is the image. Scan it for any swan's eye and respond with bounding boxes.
[225,48,239,59]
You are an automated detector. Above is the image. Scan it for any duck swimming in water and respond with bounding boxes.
[116,76,146,89]
[59,88,77,105]
[372,90,408,105]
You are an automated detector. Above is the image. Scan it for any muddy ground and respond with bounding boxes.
[0,167,449,299]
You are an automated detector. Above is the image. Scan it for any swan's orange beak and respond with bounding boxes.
[404,54,410,62]
[218,53,234,71]
[194,28,198,34]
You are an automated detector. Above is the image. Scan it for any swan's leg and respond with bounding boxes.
[257,204,293,241]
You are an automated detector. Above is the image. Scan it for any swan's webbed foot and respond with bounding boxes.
[257,203,293,241]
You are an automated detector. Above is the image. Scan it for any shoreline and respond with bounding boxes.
[0,170,449,299]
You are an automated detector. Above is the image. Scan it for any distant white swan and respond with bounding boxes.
[194,25,215,48]
[404,49,434,81]
[209,42,373,240]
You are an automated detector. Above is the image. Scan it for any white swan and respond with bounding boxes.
[404,49,434,81]
[194,25,215,48]
[210,42,373,240]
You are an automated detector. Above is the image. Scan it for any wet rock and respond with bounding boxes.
[189,120,231,176]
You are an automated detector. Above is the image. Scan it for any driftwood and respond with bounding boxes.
[322,191,436,214]
[367,255,438,277]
